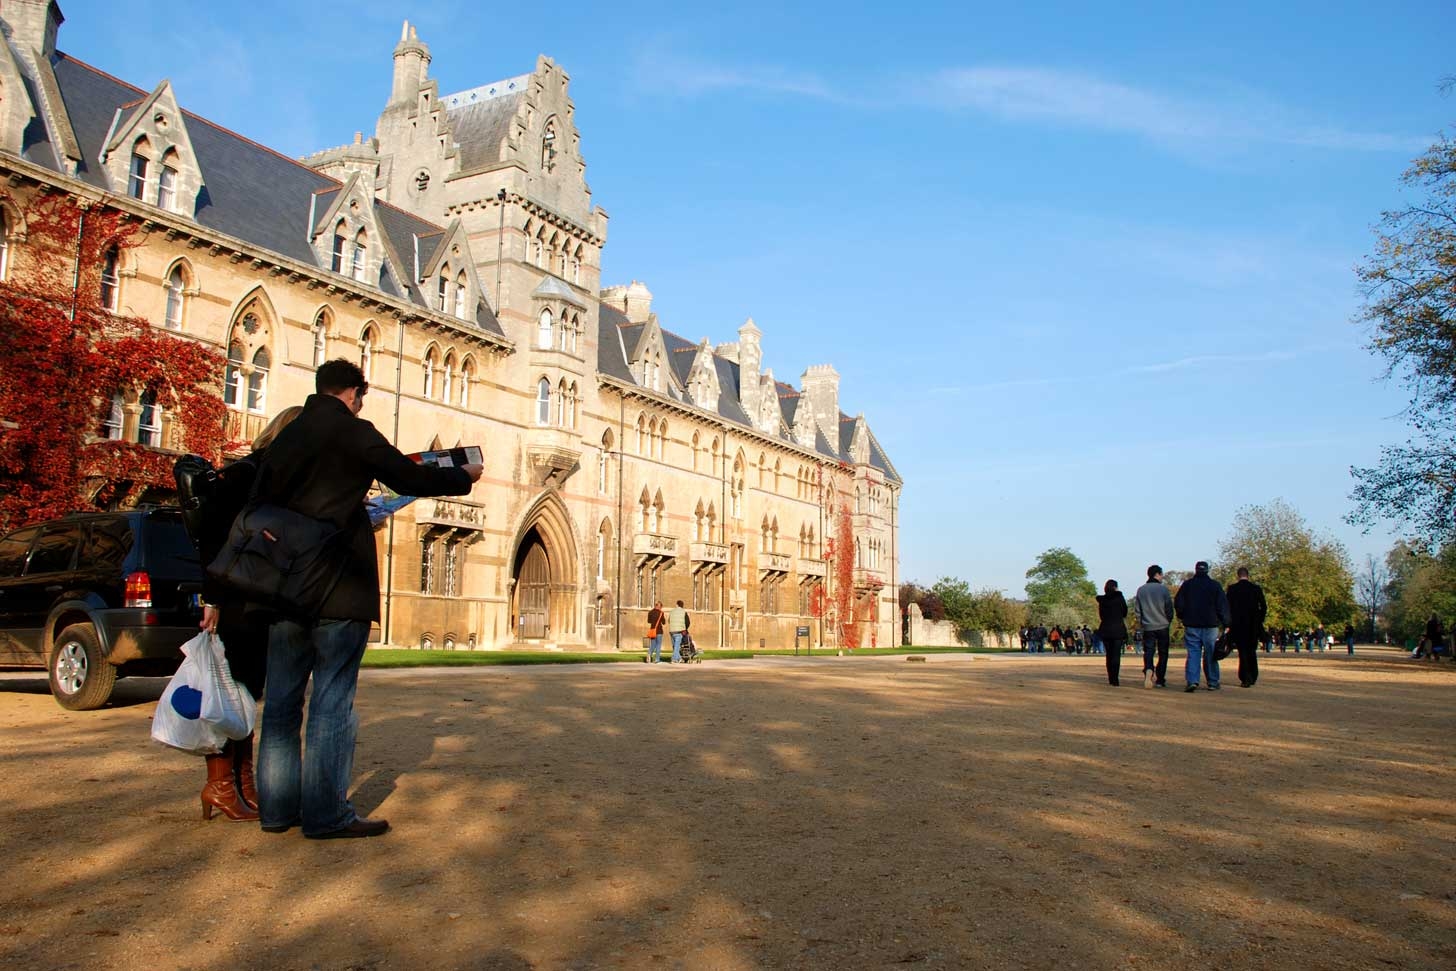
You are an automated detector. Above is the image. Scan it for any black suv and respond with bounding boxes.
[0,507,203,709]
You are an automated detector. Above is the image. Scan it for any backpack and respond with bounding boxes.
[173,454,221,551]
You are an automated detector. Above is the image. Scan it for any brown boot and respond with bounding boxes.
[202,747,258,821]
[233,734,258,811]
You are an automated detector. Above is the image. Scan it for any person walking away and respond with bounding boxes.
[180,405,303,821]
[1096,580,1128,686]
[1343,623,1355,656]
[1174,561,1230,692]
[667,600,690,664]
[1226,567,1267,688]
[1134,565,1175,689]
[645,601,664,663]
[252,359,482,839]
[1417,613,1443,660]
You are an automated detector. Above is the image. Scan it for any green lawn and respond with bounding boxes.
[361,644,1016,668]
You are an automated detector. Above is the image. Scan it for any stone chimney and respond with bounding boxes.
[800,364,839,441]
[389,21,431,105]
[600,281,652,323]
[737,318,762,419]
[1,0,64,66]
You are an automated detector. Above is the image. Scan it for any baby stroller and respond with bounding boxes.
[678,630,701,663]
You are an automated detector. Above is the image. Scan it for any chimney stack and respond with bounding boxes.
[799,365,839,441]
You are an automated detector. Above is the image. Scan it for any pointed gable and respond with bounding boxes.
[0,35,39,157]
[685,339,721,411]
[101,80,205,216]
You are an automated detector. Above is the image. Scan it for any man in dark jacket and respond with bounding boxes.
[252,359,481,839]
[1226,567,1267,688]
[1173,561,1231,692]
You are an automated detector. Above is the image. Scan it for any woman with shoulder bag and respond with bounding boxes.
[181,405,302,821]
[1097,580,1129,686]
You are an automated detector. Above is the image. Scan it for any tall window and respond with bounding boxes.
[0,209,8,282]
[596,521,610,579]
[535,378,551,425]
[223,343,243,407]
[247,348,269,413]
[453,271,467,318]
[137,390,160,446]
[537,309,553,349]
[567,381,578,430]
[459,359,473,408]
[442,353,455,404]
[100,392,124,439]
[157,151,179,209]
[331,222,347,273]
[359,326,375,379]
[163,266,185,329]
[100,247,120,310]
[312,313,328,367]
[423,346,438,398]
[420,536,437,594]
[598,431,613,494]
[351,230,367,282]
[437,271,450,312]
[443,539,461,597]
[128,150,149,199]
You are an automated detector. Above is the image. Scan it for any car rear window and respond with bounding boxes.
[141,512,201,575]
[26,523,83,574]
[0,527,40,578]
[83,517,134,570]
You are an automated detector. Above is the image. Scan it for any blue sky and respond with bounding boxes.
[58,0,1453,596]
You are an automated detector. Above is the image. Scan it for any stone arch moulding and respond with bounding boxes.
[507,489,583,642]
[224,284,285,360]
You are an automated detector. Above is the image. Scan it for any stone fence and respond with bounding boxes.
[904,603,1015,649]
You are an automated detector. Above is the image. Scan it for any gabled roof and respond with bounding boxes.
[444,85,526,171]
[532,275,588,309]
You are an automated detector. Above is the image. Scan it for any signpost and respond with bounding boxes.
[794,625,811,655]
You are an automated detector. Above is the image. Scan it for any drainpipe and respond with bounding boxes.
[68,204,87,322]
[495,188,506,311]
[719,422,727,649]
[614,390,624,650]
[382,317,406,647]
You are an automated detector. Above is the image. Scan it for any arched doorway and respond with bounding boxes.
[515,528,550,639]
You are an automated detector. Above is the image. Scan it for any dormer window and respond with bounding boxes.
[331,222,347,273]
[437,272,449,312]
[156,149,180,210]
[453,271,467,318]
[128,145,150,199]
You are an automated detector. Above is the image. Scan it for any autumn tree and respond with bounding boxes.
[0,191,225,529]
[1354,554,1389,642]
[1382,540,1456,643]
[1348,129,1456,542]
[1217,499,1356,629]
[1024,547,1096,625]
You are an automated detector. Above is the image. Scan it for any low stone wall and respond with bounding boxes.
[904,604,1016,648]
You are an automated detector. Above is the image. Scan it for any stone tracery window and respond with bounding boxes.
[163,265,186,330]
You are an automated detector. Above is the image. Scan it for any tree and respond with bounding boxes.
[1382,541,1456,643]
[898,581,946,622]
[1354,554,1389,642]
[1024,547,1095,624]
[0,192,225,529]
[1217,499,1356,629]
[1348,130,1456,542]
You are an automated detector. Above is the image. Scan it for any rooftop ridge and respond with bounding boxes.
[441,74,531,109]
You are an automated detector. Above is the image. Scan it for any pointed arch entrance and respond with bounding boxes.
[509,493,580,642]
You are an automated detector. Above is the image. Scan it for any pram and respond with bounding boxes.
[678,630,701,663]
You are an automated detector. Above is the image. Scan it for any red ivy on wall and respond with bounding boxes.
[0,191,225,530]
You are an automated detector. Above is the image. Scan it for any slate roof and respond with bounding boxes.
[33,53,503,336]
[597,310,899,481]
[446,92,525,172]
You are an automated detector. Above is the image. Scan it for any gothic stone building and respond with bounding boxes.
[0,2,901,650]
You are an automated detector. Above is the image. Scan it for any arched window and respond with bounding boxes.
[223,342,243,407]
[436,265,450,312]
[569,314,580,354]
[657,420,668,460]
[523,219,535,264]
[128,138,150,199]
[459,357,474,408]
[0,209,9,281]
[635,414,646,455]
[538,309,553,349]
[442,352,455,404]
[157,149,179,210]
[137,389,161,446]
[758,453,768,489]
[100,391,124,439]
[359,325,376,379]
[247,348,269,413]
[535,378,551,425]
[555,378,568,426]
[568,381,579,430]
[691,431,700,471]
[100,247,120,310]
[352,229,368,282]
[541,119,557,173]
[712,437,721,477]
[423,345,439,398]
[454,271,467,318]
[331,220,347,273]
[163,266,186,329]
[534,228,544,266]
[312,310,330,367]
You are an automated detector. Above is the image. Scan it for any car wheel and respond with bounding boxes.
[48,623,117,711]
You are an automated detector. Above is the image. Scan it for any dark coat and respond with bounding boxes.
[1096,591,1128,640]
[646,607,664,634]
[1226,579,1267,642]
[1174,572,1231,628]
[250,394,473,621]
[198,450,264,607]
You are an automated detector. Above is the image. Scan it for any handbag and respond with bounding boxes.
[152,632,255,754]
[206,502,347,619]
[1213,632,1234,661]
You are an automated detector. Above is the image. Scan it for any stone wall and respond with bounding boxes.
[904,604,1016,649]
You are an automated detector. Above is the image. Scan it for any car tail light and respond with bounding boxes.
[125,571,153,608]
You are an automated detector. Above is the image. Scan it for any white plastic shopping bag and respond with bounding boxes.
[198,631,257,740]
[152,633,227,754]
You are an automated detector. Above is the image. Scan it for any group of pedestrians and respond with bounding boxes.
[1096,562,1267,691]
[1017,624,1098,654]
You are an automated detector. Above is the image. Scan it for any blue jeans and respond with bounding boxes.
[648,633,662,662]
[1185,627,1219,687]
[670,631,684,663]
[258,617,371,835]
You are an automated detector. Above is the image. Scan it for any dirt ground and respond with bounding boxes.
[1,648,1453,971]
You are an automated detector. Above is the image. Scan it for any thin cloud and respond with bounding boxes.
[1124,350,1299,375]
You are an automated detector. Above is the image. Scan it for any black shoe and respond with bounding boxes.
[1154,682,1167,689]
[261,820,300,834]
[1240,681,1251,688]
[1185,684,1198,693]
[305,816,390,840]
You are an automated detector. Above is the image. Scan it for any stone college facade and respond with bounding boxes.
[0,2,901,651]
